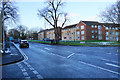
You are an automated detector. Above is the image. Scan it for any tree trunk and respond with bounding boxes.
[55,28,59,44]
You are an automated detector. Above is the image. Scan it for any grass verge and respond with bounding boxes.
[29,40,120,47]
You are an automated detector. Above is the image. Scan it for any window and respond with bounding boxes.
[110,37,112,40]
[77,26,79,29]
[112,32,114,35]
[98,35,102,40]
[92,30,94,33]
[113,37,114,39]
[105,27,108,30]
[106,37,109,40]
[77,31,80,35]
[95,30,97,33]
[109,27,111,29]
[106,32,108,36]
[91,25,94,28]
[81,25,84,29]
[115,27,118,30]
[112,27,114,29]
[98,25,101,29]
[116,37,118,41]
[81,36,84,40]
[95,25,97,28]
[78,36,80,39]
[115,32,119,36]
[81,31,84,35]
[98,31,102,34]
[92,35,94,38]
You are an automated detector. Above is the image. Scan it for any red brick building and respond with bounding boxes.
[75,21,106,41]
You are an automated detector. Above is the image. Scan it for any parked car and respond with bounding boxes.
[14,39,19,43]
[19,40,29,48]
[43,38,51,41]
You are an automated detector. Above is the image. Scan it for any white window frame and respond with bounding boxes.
[81,36,84,40]
[81,25,84,29]
[91,25,94,28]
[81,31,84,35]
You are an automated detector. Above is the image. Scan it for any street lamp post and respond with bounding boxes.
[2,0,5,54]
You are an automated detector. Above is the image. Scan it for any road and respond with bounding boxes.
[2,42,120,79]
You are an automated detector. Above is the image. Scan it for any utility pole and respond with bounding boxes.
[2,0,5,54]
[118,1,120,42]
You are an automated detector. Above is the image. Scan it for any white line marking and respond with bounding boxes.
[21,69,26,72]
[44,48,50,50]
[67,53,75,58]
[41,50,46,52]
[13,43,28,61]
[29,67,35,71]
[51,53,66,58]
[106,53,112,54]
[33,70,39,75]
[26,65,31,68]
[17,64,23,69]
[105,63,120,68]
[36,75,43,79]
[24,62,28,65]
[23,72,29,77]
[79,60,120,75]
[101,59,119,64]
[117,50,119,53]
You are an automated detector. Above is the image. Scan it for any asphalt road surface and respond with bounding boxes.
[2,42,120,79]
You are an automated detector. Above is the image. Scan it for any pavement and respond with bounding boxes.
[1,43,24,66]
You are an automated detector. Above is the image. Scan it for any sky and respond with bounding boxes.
[9,0,117,31]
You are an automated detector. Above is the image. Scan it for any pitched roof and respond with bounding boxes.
[81,21,99,25]
[63,24,77,29]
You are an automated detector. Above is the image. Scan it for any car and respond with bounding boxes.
[43,38,51,41]
[19,40,29,48]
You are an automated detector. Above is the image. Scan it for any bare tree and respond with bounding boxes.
[0,0,18,25]
[99,2,118,24]
[16,25,28,39]
[37,0,68,44]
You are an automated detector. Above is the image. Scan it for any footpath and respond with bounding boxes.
[0,43,24,66]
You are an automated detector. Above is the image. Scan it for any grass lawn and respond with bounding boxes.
[29,40,120,47]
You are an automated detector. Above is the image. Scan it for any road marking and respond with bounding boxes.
[33,70,39,75]
[67,53,75,58]
[36,75,43,79]
[24,62,28,65]
[26,65,31,68]
[41,50,46,52]
[117,50,119,53]
[44,48,50,50]
[51,53,66,58]
[79,60,120,75]
[23,72,29,77]
[17,64,23,69]
[13,43,28,61]
[101,59,119,64]
[106,53,112,54]
[105,63,120,68]
[29,67,35,71]
[21,69,26,72]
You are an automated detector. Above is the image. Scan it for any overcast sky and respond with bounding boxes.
[9,0,117,31]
